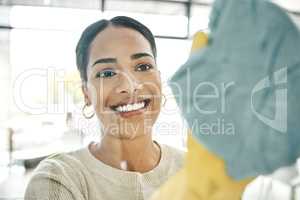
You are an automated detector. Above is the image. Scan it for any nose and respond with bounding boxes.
[116,72,142,94]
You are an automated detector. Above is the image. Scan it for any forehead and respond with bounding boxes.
[89,26,153,59]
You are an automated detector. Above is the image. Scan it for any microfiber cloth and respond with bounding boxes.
[169,0,300,180]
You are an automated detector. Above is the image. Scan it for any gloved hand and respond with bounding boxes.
[151,0,300,199]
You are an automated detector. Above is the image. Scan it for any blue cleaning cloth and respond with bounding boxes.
[169,0,300,180]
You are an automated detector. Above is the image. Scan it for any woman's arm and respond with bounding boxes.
[25,177,75,200]
[25,154,86,200]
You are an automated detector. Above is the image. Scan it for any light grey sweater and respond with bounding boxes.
[25,143,184,200]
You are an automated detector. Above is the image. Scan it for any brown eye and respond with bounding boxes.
[135,64,153,72]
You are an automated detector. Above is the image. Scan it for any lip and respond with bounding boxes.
[118,108,145,118]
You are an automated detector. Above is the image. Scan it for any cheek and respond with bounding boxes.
[141,71,161,92]
[144,79,162,110]
[88,81,111,111]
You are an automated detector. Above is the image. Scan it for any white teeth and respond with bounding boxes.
[115,101,146,112]
[128,104,133,111]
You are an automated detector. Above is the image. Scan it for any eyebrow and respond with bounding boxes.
[92,58,117,66]
[92,52,154,67]
[131,52,154,60]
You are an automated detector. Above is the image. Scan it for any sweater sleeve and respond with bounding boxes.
[24,154,88,200]
[25,176,75,200]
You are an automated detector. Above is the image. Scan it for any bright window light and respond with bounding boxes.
[103,11,188,37]
[9,6,188,37]
[10,6,103,31]
[272,0,300,12]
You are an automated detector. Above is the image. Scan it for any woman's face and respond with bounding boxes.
[83,26,162,139]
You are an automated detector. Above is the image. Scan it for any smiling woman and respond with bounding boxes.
[24,16,184,200]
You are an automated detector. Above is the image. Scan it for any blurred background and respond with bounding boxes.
[0,0,299,199]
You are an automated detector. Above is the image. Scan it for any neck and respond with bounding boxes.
[90,132,161,173]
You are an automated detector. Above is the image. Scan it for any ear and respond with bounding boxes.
[81,83,91,106]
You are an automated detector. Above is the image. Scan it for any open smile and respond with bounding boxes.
[110,99,151,114]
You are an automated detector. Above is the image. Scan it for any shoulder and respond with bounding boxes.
[33,148,87,179]
[162,143,186,159]
[161,144,186,170]
[25,148,89,199]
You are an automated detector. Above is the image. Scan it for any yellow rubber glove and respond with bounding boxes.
[150,32,254,200]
